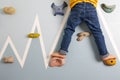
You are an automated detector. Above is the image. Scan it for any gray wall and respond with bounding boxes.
[0,0,120,80]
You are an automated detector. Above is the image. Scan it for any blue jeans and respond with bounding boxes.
[59,2,109,58]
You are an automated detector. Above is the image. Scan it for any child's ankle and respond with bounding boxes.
[59,50,67,55]
[101,54,109,60]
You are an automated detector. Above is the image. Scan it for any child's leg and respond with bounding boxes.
[84,4,116,65]
[49,5,82,67]
[85,9,108,56]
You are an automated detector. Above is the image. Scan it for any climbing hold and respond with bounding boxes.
[77,32,91,41]
[103,58,116,66]
[2,56,14,63]
[28,33,40,38]
[51,1,68,16]
[3,7,16,14]
[101,3,116,13]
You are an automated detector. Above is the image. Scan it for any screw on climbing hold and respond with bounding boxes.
[51,1,68,16]
[28,33,40,38]
[3,6,16,15]
[76,31,91,41]
[101,3,116,13]
[2,56,14,63]
[103,58,116,66]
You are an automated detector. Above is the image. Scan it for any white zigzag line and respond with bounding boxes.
[0,7,70,69]
[97,7,120,61]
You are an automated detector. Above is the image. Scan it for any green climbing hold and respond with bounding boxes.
[101,3,116,13]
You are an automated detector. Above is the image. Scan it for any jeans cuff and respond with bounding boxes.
[59,50,67,55]
[101,53,109,59]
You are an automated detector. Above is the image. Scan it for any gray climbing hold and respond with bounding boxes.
[51,1,68,16]
[101,3,116,13]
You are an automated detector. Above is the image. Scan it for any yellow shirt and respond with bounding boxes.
[70,0,98,8]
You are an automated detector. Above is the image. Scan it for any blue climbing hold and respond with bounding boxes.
[51,1,68,16]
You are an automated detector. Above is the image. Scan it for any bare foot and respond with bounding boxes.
[49,52,66,67]
[102,54,116,61]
